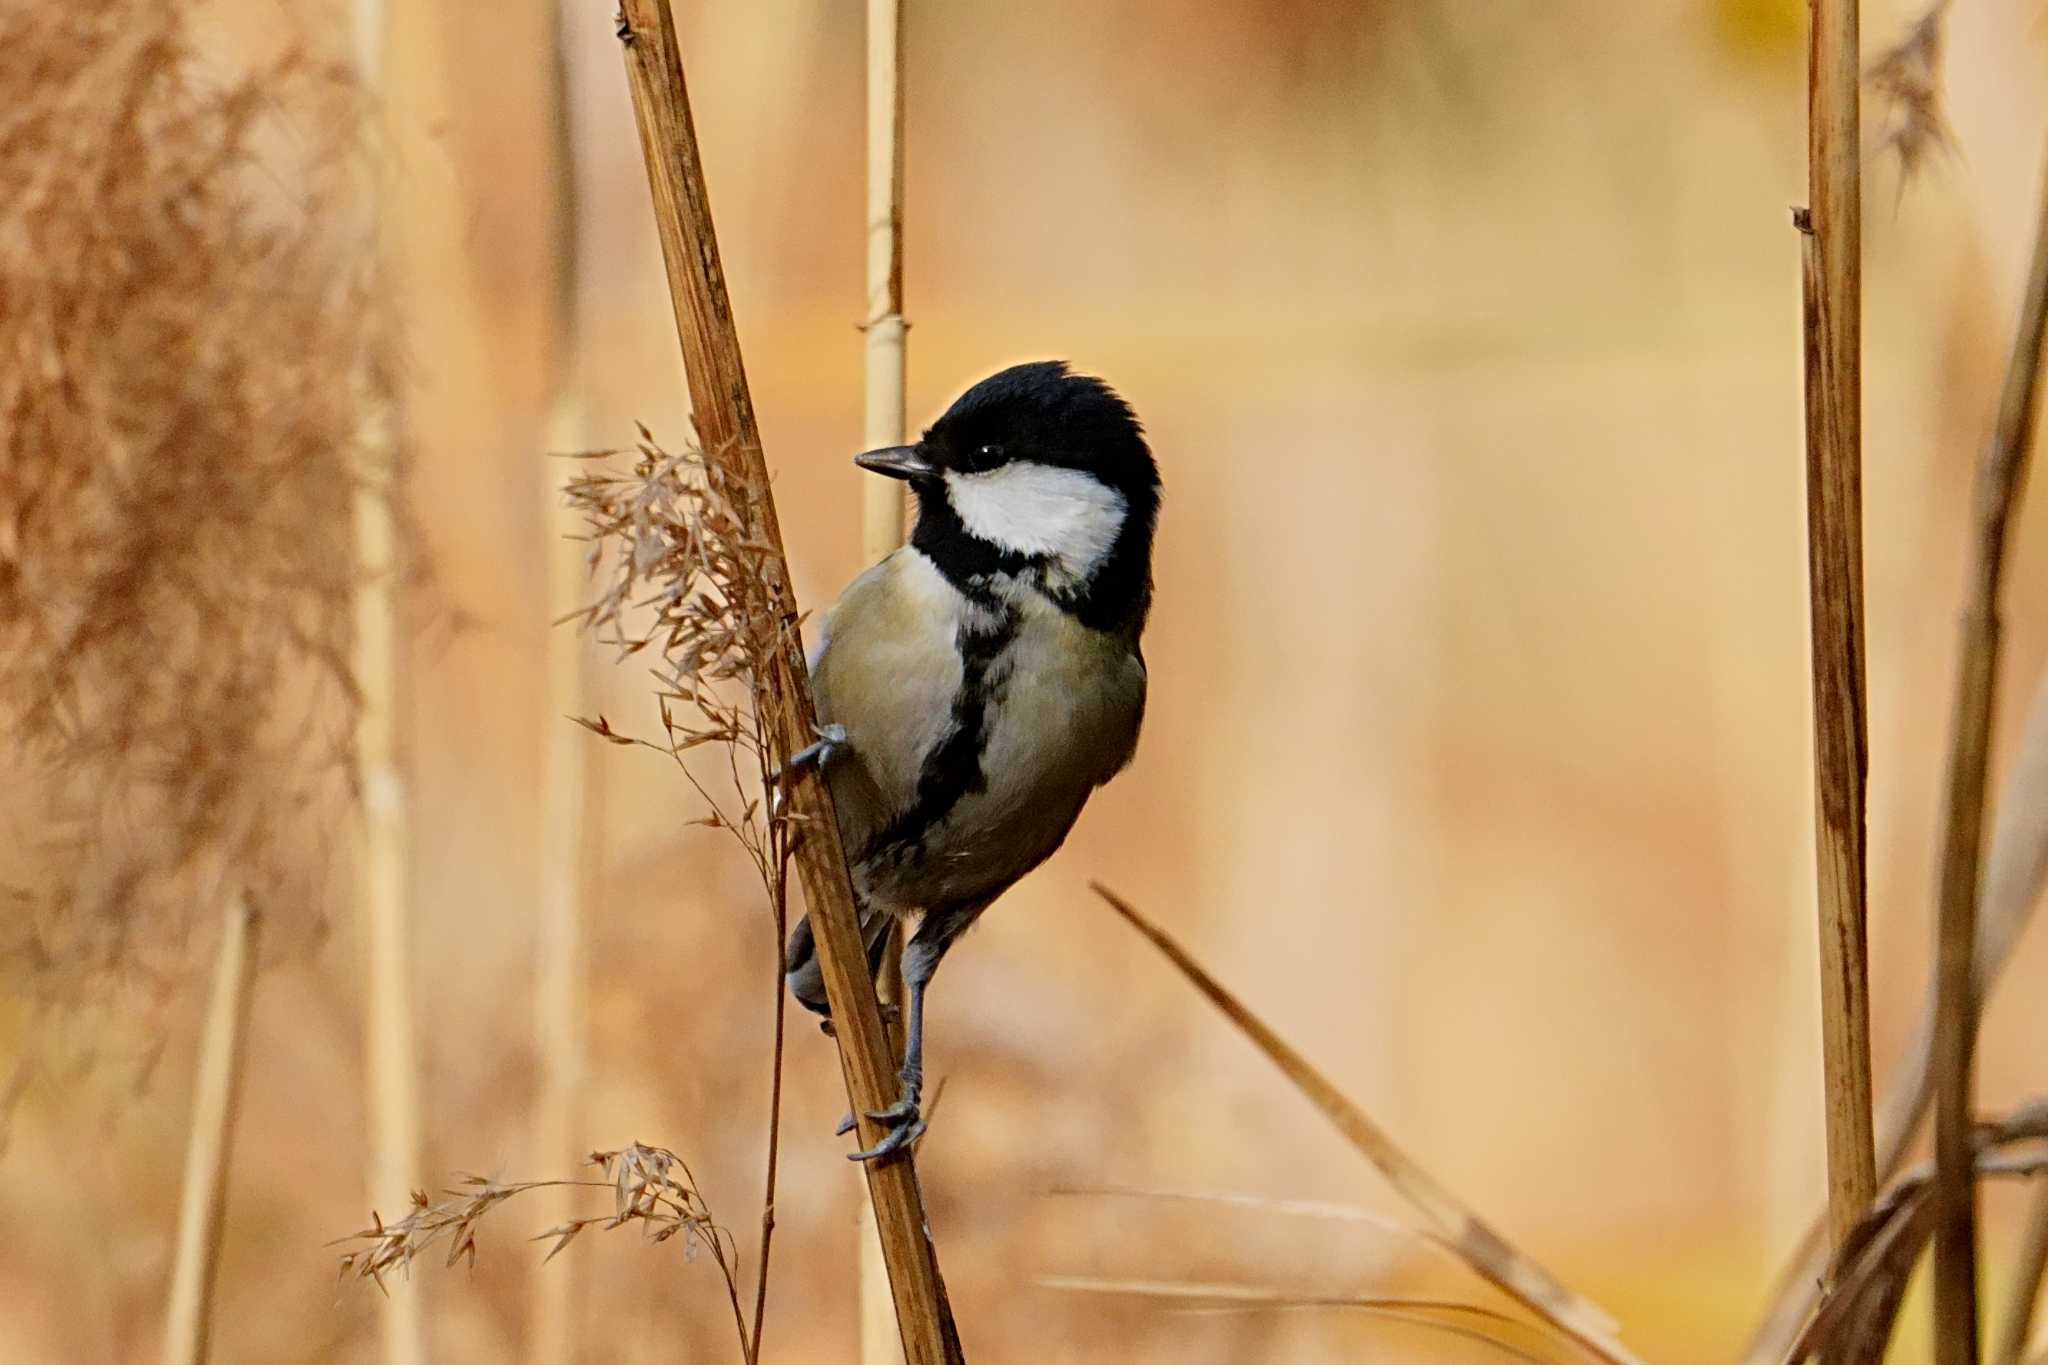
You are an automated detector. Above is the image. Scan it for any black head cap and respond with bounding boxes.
[923,360,1158,496]
[881,361,1161,634]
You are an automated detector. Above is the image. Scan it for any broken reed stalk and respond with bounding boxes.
[858,1,910,1362]
[1798,0,1879,1283]
[160,895,261,1365]
[611,5,962,1362]
[1956,138,2048,1365]
[1092,885,1648,1365]
[532,3,592,1361]
[349,2,426,1363]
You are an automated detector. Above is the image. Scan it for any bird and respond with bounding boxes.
[782,360,1160,1161]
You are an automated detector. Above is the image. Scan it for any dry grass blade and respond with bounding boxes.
[1093,884,1646,1365]
[1049,1183,1451,1247]
[1039,1276,1565,1363]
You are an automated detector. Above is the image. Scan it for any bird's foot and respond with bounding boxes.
[779,724,848,780]
[842,1071,926,1162]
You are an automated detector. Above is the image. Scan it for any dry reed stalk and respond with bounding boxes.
[611,4,962,1361]
[1093,885,1647,1365]
[1797,0,1878,1282]
[1954,140,2048,1365]
[1748,35,2048,1346]
[160,894,260,1365]
[348,1,426,1362]
[858,1,910,1361]
[531,4,592,1361]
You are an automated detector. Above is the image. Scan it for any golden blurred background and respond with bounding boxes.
[9,0,2048,1360]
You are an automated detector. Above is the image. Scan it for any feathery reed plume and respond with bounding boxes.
[0,1,367,1035]
[1093,885,1647,1365]
[532,3,594,1361]
[1797,0,1878,1311]
[161,895,260,1365]
[610,4,962,1359]
[859,1,911,1360]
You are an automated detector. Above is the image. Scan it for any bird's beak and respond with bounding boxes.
[854,445,936,481]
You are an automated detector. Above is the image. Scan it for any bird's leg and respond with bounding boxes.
[847,939,935,1162]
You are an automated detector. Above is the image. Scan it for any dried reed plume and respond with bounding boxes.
[337,1144,754,1353]
[564,427,793,1365]
[0,4,382,1057]
[565,431,786,875]
[1867,3,1951,183]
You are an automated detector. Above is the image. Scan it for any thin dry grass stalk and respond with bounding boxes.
[0,3,369,1032]
[161,894,261,1365]
[1958,139,2048,1365]
[1927,123,2048,1365]
[1093,885,1648,1365]
[860,1,911,1360]
[610,4,962,1360]
[1798,0,1879,1296]
[532,3,593,1360]
[345,1,424,1361]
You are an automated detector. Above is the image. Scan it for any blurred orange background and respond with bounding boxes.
[9,0,2048,1360]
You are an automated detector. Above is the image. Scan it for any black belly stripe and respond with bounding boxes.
[861,596,1018,867]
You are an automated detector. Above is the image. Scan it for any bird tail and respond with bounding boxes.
[783,906,895,1017]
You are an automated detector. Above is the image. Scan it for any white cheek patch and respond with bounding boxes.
[944,461,1127,581]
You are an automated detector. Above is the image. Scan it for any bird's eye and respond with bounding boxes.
[975,443,1003,467]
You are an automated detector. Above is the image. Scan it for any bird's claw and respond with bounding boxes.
[844,1071,925,1162]
[848,1108,926,1162]
[780,724,848,780]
